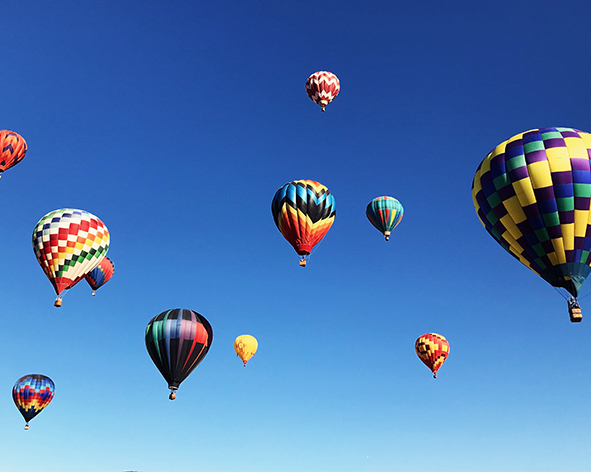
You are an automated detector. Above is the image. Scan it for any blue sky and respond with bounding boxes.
[2,1,591,471]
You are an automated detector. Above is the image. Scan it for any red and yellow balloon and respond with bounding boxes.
[415,333,449,378]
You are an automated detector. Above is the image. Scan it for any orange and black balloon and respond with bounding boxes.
[271,180,336,266]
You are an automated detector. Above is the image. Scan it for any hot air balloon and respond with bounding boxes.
[415,333,449,378]
[0,130,27,176]
[32,209,110,307]
[85,256,114,295]
[305,71,340,112]
[472,127,591,322]
[145,308,213,400]
[366,196,404,241]
[13,374,55,430]
[271,180,336,266]
[234,335,258,366]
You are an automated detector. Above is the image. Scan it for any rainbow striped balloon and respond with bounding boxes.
[145,309,213,399]
[366,196,404,241]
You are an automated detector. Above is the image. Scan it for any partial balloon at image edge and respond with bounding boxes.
[0,130,27,177]
[472,127,591,323]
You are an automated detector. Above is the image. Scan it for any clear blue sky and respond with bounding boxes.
[2,1,591,471]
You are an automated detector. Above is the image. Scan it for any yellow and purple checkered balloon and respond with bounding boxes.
[472,127,591,299]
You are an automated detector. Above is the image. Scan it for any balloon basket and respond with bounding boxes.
[169,391,176,400]
[299,257,307,267]
[569,306,582,323]
[54,298,62,308]
[24,424,29,430]
[384,231,391,241]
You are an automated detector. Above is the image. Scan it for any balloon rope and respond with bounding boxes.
[552,286,572,301]
[308,234,328,261]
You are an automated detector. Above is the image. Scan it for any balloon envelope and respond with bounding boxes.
[415,333,449,378]
[145,308,213,397]
[366,196,404,240]
[85,256,114,294]
[0,130,27,175]
[234,334,258,366]
[271,180,336,263]
[32,209,110,301]
[305,71,340,111]
[472,127,591,298]
[13,374,55,429]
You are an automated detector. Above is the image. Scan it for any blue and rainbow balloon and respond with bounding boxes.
[366,196,404,241]
[13,374,55,430]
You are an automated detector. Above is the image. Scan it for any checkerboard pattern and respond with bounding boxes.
[305,71,340,111]
[32,209,110,296]
[472,128,591,297]
[415,333,449,378]
[12,374,55,426]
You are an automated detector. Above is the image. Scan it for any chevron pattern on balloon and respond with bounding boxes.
[305,71,340,111]
[272,180,336,256]
[273,181,335,224]
[0,130,27,174]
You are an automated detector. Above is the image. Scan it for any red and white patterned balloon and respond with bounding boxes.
[305,71,340,112]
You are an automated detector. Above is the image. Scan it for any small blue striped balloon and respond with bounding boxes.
[366,196,404,241]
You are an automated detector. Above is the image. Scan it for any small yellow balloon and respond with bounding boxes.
[234,335,258,366]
